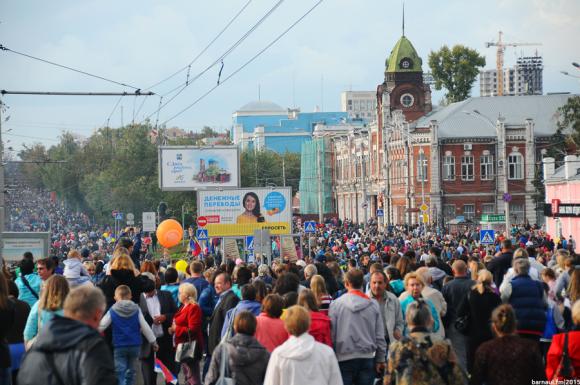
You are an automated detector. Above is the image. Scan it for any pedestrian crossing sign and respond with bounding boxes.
[480,229,495,245]
[245,236,254,251]
[196,228,208,240]
[304,221,317,233]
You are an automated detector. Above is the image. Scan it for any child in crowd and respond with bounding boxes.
[63,250,91,288]
[99,285,158,385]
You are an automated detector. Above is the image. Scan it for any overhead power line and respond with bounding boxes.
[0,44,147,91]
[143,0,253,91]
[0,90,153,96]
[141,0,285,123]
[161,0,325,125]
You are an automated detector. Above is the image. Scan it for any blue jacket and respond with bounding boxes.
[16,273,42,307]
[400,295,440,335]
[182,277,209,300]
[160,283,180,306]
[221,300,262,338]
[509,275,546,335]
[111,308,142,347]
[199,285,218,317]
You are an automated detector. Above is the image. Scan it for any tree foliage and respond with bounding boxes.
[428,45,486,103]
[558,95,580,150]
[16,124,300,226]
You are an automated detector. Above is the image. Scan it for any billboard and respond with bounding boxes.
[197,188,292,236]
[2,232,50,263]
[159,146,240,191]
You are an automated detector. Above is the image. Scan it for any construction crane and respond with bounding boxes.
[485,31,541,96]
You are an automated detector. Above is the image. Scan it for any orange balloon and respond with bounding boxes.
[156,219,184,248]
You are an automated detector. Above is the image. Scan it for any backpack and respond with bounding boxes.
[385,335,467,385]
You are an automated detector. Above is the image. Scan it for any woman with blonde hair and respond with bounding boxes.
[310,275,333,315]
[99,253,143,308]
[455,269,501,373]
[169,283,203,385]
[23,275,69,350]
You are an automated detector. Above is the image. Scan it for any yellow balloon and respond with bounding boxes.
[175,259,188,273]
[156,219,184,248]
[103,232,109,238]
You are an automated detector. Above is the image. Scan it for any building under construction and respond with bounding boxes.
[480,55,543,97]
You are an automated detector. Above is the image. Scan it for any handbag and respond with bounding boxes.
[175,330,197,363]
[552,332,577,380]
[215,341,234,385]
[454,292,471,335]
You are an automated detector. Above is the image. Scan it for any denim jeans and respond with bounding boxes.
[114,345,140,385]
[339,358,376,385]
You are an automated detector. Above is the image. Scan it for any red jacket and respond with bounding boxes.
[546,331,580,380]
[174,302,203,349]
[309,311,332,347]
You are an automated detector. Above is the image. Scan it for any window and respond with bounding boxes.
[482,203,495,215]
[508,153,523,179]
[417,152,427,182]
[443,205,456,221]
[480,154,494,180]
[461,155,474,181]
[510,203,525,224]
[463,204,475,220]
[443,155,455,180]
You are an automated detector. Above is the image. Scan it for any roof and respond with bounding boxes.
[414,94,574,138]
[236,100,286,114]
[386,36,422,73]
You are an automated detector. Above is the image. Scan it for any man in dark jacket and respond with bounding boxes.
[17,285,117,385]
[487,239,514,287]
[204,272,239,379]
[442,260,474,371]
[139,277,177,385]
[208,273,240,353]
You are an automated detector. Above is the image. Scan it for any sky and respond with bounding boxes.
[1,0,579,154]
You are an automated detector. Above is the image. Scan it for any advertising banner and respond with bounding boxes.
[159,146,240,191]
[198,188,292,236]
[2,232,50,262]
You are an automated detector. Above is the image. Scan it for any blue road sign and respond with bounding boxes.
[245,236,254,250]
[196,228,209,240]
[304,221,317,233]
[480,229,495,245]
[376,209,384,217]
[115,213,123,220]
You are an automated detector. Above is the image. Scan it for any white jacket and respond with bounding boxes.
[264,333,342,385]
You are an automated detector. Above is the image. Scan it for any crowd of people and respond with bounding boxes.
[1,187,580,385]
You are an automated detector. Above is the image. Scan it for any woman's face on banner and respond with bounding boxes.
[244,195,257,212]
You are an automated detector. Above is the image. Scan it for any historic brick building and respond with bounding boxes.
[328,34,573,227]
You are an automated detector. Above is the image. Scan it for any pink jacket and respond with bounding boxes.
[255,312,288,352]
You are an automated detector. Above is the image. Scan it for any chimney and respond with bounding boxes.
[564,155,579,180]
[543,157,555,181]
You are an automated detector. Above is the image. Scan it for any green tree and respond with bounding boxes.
[428,45,486,103]
[558,95,580,149]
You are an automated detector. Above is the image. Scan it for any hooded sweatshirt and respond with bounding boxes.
[263,333,342,385]
[221,300,262,338]
[205,333,270,385]
[98,299,156,347]
[17,315,118,385]
[329,290,387,363]
[63,259,91,288]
